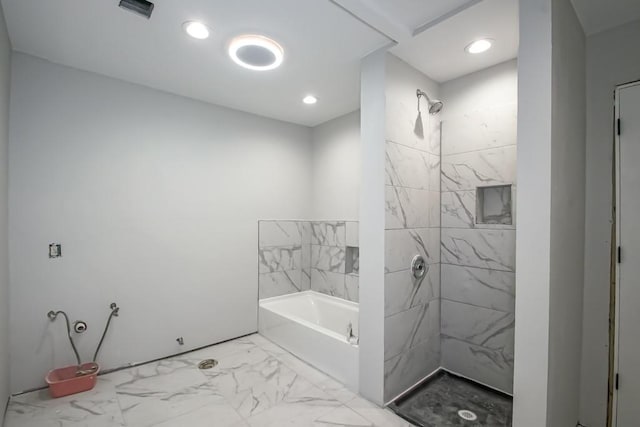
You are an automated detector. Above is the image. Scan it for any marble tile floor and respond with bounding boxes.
[389,371,512,427]
[4,334,413,427]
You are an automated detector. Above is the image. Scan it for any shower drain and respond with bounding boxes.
[457,409,478,421]
[198,359,218,370]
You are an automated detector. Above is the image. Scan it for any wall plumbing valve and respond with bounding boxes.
[73,321,88,333]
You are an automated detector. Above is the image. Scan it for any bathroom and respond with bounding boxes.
[0,0,638,426]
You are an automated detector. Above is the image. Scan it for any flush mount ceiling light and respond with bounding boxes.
[183,21,210,40]
[228,35,284,71]
[465,39,493,54]
[302,95,317,105]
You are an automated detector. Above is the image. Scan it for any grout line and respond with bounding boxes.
[439,262,514,273]
[441,334,514,358]
[441,143,517,157]
[440,298,514,314]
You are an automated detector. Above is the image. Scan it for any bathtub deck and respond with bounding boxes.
[4,334,412,427]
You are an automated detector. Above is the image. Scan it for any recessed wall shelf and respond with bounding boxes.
[345,246,359,275]
[476,185,512,225]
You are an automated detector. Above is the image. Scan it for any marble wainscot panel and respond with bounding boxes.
[259,221,307,299]
[308,221,360,302]
[260,220,359,301]
[441,335,514,394]
[441,103,517,156]
[385,228,440,273]
[441,146,516,192]
[441,228,515,272]
[442,264,515,313]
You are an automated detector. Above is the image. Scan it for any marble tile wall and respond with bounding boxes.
[258,220,359,302]
[383,56,442,403]
[440,101,517,394]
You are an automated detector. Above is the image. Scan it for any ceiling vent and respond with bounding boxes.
[119,0,154,19]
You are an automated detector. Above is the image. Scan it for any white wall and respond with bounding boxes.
[512,0,553,424]
[383,54,441,403]
[311,111,360,220]
[358,49,387,405]
[0,2,11,414]
[580,19,640,426]
[8,53,313,393]
[547,0,586,424]
[513,0,586,425]
[440,59,517,394]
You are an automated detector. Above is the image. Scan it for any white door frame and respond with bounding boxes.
[613,80,640,427]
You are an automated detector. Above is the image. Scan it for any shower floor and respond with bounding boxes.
[389,371,512,426]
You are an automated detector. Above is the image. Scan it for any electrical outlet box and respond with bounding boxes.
[49,243,62,258]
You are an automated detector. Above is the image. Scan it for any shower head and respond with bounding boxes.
[416,89,443,115]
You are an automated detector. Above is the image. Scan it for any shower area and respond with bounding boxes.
[361,49,517,425]
[253,51,517,425]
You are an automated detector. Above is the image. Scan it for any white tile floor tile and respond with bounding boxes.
[4,334,412,427]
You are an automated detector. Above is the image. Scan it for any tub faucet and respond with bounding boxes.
[346,322,358,345]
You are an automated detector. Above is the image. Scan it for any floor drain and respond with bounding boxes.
[457,409,478,421]
[198,359,218,370]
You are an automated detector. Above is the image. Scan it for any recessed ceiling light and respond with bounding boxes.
[183,21,210,40]
[303,95,317,105]
[228,35,284,71]
[465,39,493,54]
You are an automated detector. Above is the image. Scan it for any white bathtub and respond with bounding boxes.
[258,291,359,391]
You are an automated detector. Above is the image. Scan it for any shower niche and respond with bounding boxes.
[476,184,513,225]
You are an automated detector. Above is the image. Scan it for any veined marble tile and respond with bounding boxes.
[385,86,440,156]
[300,221,312,245]
[116,380,229,427]
[385,265,440,317]
[385,186,432,230]
[442,264,515,313]
[384,300,440,361]
[428,116,442,156]
[316,377,360,404]
[441,300,514,355]
[205,347,317,419]
[385,228,440,273]
[259,221,303,247]
[5,377,125,427]
[346,397,413,427]
[441,335,514,394]
[301,243,311,269]
[441,146,516,192]
[441,228,516,272]
[385,141,431,190]
[346,221,359,247]
[442,190,476,229]
[152,402,244,427]
[301,268,311,291]
[313,405,374,426]
[243,382,342,427]
[310,269,345,299]
[442,103,517,155]
[384,339,441,403]
[259,270,303,299]
[429,190,441,227]
[428,154,440,192]
[311,245,346,273]
[311,222,346,246]
[345,275,359,303]
[442,189,517,229]
[259,246,302,273]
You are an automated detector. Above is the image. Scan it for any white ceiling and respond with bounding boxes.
[571,0,640,36]
[391,0,519,83]
[0,0,521,126]
[1,0,390,127]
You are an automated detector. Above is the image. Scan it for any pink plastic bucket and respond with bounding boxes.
[45,362,100,398]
